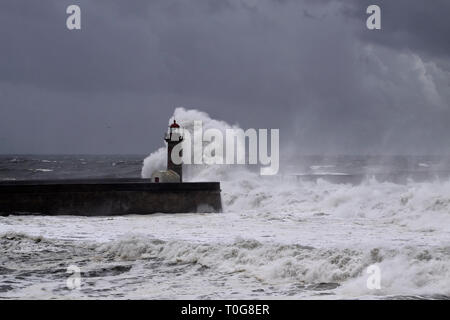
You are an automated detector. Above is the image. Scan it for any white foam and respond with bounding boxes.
[141,107,246,182]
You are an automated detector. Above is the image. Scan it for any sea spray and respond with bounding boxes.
[141,108,246,181]
[141,107,279,178]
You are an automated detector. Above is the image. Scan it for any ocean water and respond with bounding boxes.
[1,110,450,300]
[1,154,450,300]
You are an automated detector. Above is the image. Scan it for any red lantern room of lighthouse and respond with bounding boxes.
[163,120,184,181]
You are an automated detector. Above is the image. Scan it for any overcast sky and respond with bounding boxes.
[0,0,449,155]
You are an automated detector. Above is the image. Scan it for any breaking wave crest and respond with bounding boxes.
[222,177,450,232]
[141,107,244,182]
[1,231,449,298]
[94,236,450,296]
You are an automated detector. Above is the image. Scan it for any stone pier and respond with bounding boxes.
[0,178,222,216]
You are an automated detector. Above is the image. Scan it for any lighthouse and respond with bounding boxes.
[164,120,184,181]
[150,120,184,183]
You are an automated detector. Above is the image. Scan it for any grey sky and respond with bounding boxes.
[0,0,449,155]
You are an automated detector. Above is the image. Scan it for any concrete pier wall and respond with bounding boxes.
[0,179,222,216]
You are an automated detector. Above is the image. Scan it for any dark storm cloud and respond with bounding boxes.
[340,0,450,61]
[0,0,449,154]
